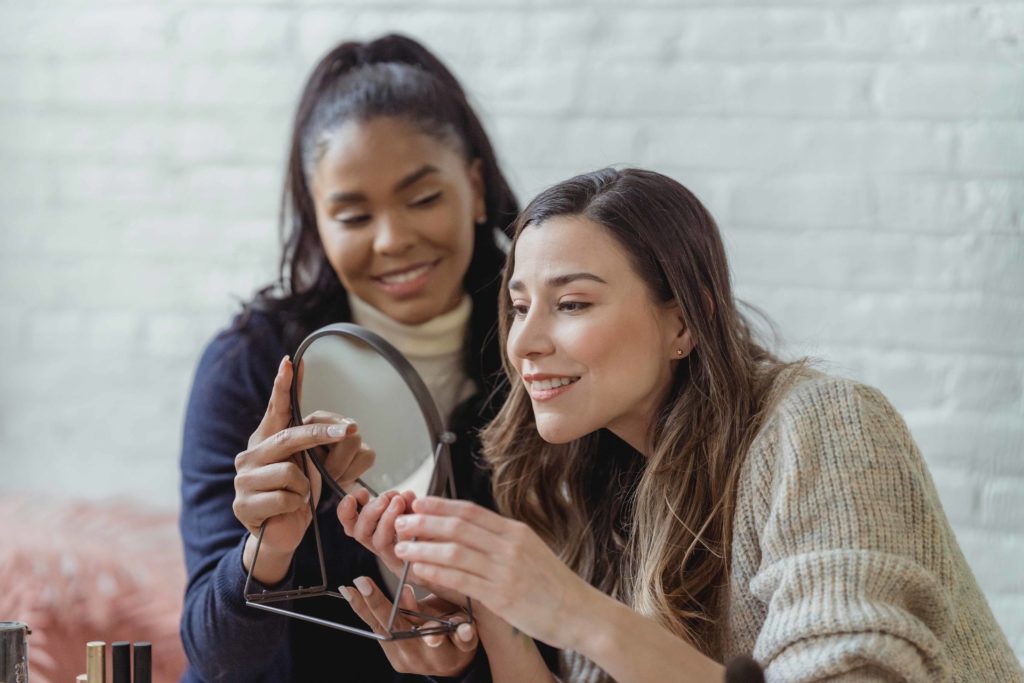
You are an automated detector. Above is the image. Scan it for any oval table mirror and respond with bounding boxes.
[243,323,470,641]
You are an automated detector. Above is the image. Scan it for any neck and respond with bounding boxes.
[608,422,653,457]
[608,375,675,457]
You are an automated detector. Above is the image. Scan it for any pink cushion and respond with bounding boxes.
[0,496,186,683]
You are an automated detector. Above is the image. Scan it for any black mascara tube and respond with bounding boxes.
[111,642,130,683]
[133,642,151,683]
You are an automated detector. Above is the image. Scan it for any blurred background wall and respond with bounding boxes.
[0,0,1021,659]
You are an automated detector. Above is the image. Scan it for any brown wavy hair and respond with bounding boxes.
[481,168,801,656]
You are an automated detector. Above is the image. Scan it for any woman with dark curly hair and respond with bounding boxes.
[179,34,517,682]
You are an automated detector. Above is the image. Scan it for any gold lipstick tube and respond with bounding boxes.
[86,641,105,683]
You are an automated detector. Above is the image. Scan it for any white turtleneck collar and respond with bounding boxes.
[347,292,476,429]
[348,293,472,359]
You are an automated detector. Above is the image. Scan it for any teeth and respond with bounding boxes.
[530,377,578,391]
[380,263,431,284]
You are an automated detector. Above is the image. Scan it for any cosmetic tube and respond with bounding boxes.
[133,642,151,683]
[86,641,105,683]
[110,642,130,683]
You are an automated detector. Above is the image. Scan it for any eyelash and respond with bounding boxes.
[337,215,370,227]
[411,191,442,207]
[509,301,591,318]
[334,192,442,227]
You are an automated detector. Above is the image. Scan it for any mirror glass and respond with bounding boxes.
[244,324,466,641]
[293,325,443,499]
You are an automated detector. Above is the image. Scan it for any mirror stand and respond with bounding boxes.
[243,432,472,641]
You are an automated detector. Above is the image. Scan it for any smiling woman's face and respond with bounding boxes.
[309,116,485,325]
[506,216,689,452]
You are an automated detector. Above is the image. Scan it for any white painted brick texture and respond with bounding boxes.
[0,0,1021,659]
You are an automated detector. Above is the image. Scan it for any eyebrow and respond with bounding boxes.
[327,164,441,204]
[508,272,609,292]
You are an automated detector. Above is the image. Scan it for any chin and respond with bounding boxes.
[534,414,590,445]
[373,296,444,326]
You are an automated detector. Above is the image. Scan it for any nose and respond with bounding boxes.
[373,212,416,256]
[507,306,555,362]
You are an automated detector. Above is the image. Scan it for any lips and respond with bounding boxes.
[371,259,440,297]
[374,259,439,284]
[523,373,581,401]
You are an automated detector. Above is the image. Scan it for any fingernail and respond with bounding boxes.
[394,517,407,530]
[353,576,372,596]
[458,623,473,642]
[327,419,357,438]
[395,542,409,555]
[338,586,352,601]
[278,355,289,373]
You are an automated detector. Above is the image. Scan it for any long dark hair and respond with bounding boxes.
[482,168,801,655]
[243,34,518,395]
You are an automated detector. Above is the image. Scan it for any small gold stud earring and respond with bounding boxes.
[676,349,684,356]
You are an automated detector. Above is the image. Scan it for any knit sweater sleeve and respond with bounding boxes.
[748,376,957,682]
[179,319,294,682]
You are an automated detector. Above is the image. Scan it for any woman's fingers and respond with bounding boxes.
[303,413,364,480]
[396,541,492,581]
[352,492,397,545]
[235,461,310,498]
[339,584,388,636]
[232,489,308,531]
[397,583,419,615]
[409,563,489,604]
[338,442,376,487]
[394,511,497,555]
[337,488,374,532]
[337,494,359,535]
[346,576,411,633]
[242,421,357,469]
[301,412,378,486]
[374,495,405,559]
[410,497,509,534]
[451,619,478,652]
[248,356,293,449]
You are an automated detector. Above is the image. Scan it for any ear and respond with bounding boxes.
[468,158,486,224]
[661,302,696,360]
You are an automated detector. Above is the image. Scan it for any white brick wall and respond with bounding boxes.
[0,0,1021,658]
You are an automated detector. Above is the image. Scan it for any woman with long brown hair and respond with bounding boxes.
[373,168,1021,681]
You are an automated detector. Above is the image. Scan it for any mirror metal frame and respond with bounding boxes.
[243,323,472,641]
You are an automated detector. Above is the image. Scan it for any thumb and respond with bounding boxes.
[250,356,294,447]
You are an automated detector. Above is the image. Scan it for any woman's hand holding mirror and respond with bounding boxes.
[337,490,467,603]
[338,576,478,677]
[338,489,416,576]
[234,356,375,585]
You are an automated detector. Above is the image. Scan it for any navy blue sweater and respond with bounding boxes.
[178,311,507,682]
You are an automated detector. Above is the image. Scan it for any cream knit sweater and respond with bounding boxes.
[558,372,1022,682]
